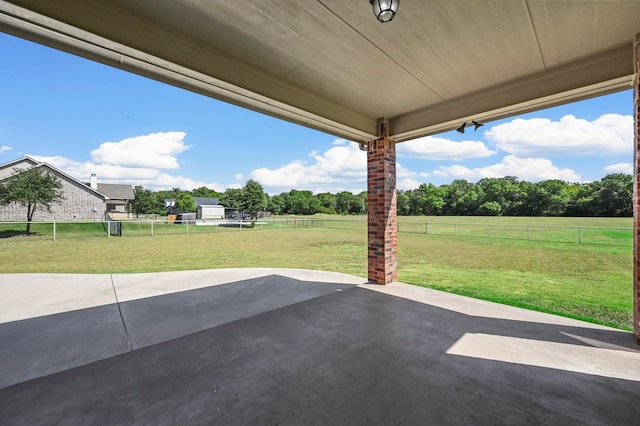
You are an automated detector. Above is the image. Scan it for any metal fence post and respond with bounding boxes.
[151,220,154,236]
[53,221,56,241]
[527,226,530,241]
[425,222,428,234]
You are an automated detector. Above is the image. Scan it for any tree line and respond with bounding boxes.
[130,173,633,218]
[396,174,632,217]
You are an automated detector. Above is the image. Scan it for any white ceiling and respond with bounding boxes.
[1,0,638,142]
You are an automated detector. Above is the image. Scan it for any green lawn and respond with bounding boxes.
[0,217,633,330]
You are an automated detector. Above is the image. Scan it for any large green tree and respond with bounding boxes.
[0,167,64,234]
[477,176,523,216]
[131,185,157,217]
[267,194,286,215]
[241,180,267,218]
[411,183,446,216]
[286,189,321,215]
[316,192,337,214]
[192,186,222,199]
[175,192,196,212]
[593,173,633,217]
[443,179,482,216]
[220,188,244,209]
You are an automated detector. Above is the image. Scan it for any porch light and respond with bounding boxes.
[370,0,399,23]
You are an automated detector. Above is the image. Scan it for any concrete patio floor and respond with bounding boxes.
[1,268,640,425]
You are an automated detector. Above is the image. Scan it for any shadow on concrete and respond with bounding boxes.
[1,275,639,425]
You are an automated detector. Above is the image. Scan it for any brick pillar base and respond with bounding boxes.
[367,135,397,284]
[634,37,640,343]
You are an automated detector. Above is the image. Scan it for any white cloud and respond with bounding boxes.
[397,178,421,190]
[249,142,439,193]
[396,163,427,190]
[31,155,160,180]
[0,145,12,155]
[234,173,243,181]
[30,155,82,170]
[485,114,632,156]
[436,155,581,182]
[250,142,367,193]
[397,135,496,160]
[31,153,226,192]
[31,131,231,191]
[604,162,633,174]
[90,131,191,169]
[134,173,225,192]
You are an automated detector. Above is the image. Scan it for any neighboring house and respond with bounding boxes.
[194,197,225,220]
[89,174,134,213]
[0,156,133,221]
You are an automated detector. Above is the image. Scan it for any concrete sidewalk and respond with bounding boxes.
[1,269,640,425]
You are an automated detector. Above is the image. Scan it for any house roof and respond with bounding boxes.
[0,156,109,199]
[194,197,220,207]
[0,156,134,201]
[96,183,134,201]
[1,1,638,142]
[0,155,39,169]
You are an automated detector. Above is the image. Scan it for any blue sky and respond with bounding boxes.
[0,32,634,195]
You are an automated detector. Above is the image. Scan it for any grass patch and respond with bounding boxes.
[0,218,633,330]
[397,232,632,330]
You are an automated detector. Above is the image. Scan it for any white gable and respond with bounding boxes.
[0,157,39,180]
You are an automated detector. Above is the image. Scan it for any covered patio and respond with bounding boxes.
[1,1,640,422]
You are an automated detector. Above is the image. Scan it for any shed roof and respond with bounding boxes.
[194,197,220,207]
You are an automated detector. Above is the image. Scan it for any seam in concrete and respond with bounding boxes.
[110,274,132,352]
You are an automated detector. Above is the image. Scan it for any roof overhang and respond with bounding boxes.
[1,0,638,143]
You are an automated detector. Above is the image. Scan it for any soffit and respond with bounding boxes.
[0,0,638,142]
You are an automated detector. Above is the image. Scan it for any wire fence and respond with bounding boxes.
[266,217,633,246]
[0,219,268,241]
[0,217,633,246]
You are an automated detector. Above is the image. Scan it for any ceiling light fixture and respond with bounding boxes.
[456,123,466,134]
[370,0,399,23]
[472,120,484,131]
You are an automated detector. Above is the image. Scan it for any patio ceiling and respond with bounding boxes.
[1,0,639,142]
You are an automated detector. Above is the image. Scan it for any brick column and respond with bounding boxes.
[634,37,640,343]
[367,134,397,284]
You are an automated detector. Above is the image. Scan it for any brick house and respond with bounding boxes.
[0,156,134,221]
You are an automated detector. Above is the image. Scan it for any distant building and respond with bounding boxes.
[0,156,134,221]
[194,197,225,220]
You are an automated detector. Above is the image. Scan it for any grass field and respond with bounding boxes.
[0,216,633,331]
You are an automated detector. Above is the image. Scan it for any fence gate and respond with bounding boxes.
[108,221,122,237]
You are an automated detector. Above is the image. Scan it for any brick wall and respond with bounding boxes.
[0,169,106,221]
[367,136,398,284]
[634,42,640,342]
